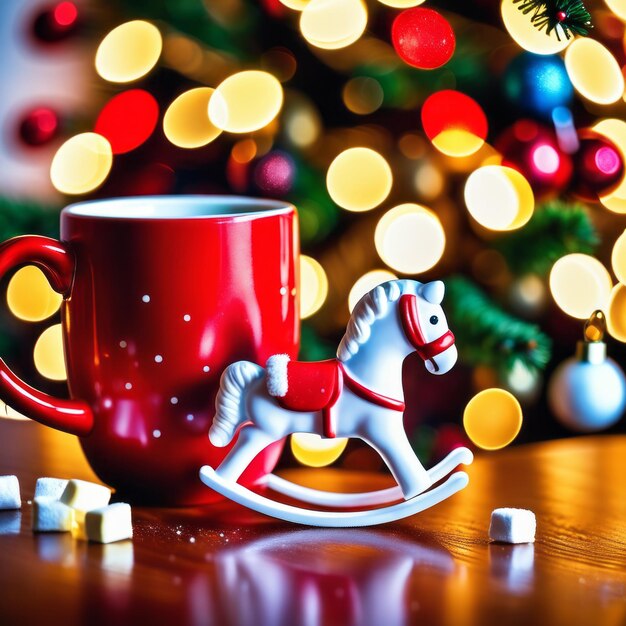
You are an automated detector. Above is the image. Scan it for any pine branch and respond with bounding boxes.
[513,0,592,40]
[445,276,552,374]
[494,200,599,277]
[0,197,59,240]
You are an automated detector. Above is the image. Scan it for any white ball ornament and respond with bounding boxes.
[548,311,626,432]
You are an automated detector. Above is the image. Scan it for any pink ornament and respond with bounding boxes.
[254,151,295,196]
[392,8,455,70]
[495,120,573,198]
[18,107,59,146]
[571,130,624,202]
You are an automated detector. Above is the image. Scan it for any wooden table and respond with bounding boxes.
[1,418,626,626]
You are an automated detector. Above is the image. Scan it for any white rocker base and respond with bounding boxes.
[199,457,472,528]
[265,446,473,508]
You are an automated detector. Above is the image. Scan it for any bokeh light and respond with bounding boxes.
[611,230,626,284]
[378,0,426,6]
[594,118,626,213]
[7,266,62,322]
[50,133,113,195]
[300,255,328,318]
[564,39,624,105]
[413,161,445,200]
[549,254,613,319]
[300,0,368,50]
[209,71,283,133]
[291,433,348,467]
[95,20,162,83]
[375,203,445,274]
[279,0,309,9]
[343,77,384,115]
[163,88,222,148]
[463,388,523,450]
[421,90,487,157]
[464,165,534,231]
[607,284,626,342]
[34,324,67,381]
[284,100,321,148]
[605,0,626,20]
[348,269,398,311]
[326,147,392,212]
[94,90,159,154]
[500,0,570,55]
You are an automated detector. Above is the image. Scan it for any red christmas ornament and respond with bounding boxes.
[570,130,624,202]
[18,107,59,146]
[32,2,80,43]
[391,8,455,70]
[95,90,159,155]
[495,120,573,198]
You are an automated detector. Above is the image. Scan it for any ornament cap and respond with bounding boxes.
[576,339,606,364]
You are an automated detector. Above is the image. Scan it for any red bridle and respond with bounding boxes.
[399,294,455,371]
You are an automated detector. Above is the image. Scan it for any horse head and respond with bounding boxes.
[399,280,457,375]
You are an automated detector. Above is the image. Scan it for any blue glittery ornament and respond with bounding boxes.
[504,52,573,118]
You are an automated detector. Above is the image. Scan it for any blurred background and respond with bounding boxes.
[1,0,626,471]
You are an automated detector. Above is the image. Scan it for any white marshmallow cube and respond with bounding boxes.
[489,507,536,544]
[0,475,21,510]
[35,477,69,500]
[60,479,111,512]
[33,496,74,532]
[85,503,133,544]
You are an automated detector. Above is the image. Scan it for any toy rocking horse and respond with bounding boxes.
[200,279,473,527]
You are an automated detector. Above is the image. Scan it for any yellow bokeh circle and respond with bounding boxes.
[611,230,626,284]
[50,133,113,195]
[500,0,570,55]
[564,38,624,105]
[300,255,328,319]
[326,147,392,212]
[549,254,612,319]
[464,165,534,231]
[163,88,222,148]
[291,433,348,467]
[605,0,626,20]
[300,0,368,50]
[7,266,62,322]
[432,129,485,158]
[348,269,397,312]
[375,203,445,274]
[95,20,162,83]
[607,283,626,342]
[376,0,426,6]
[463,388,523,450]
[208,71,283,134]
[34,324,67,381]
[343,77,384,115]
[593,119,626,214]
[280,0,309,9]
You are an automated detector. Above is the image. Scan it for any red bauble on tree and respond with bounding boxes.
[391,8,455,70]
[495,120,573,198]
[32,1,80,43]
[18,107,59,146]
[570,130,624,202]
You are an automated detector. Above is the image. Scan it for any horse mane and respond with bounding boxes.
[337,280,418,361]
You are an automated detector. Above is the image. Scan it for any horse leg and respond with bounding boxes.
[215,426,275,483]
[363,420,431,500]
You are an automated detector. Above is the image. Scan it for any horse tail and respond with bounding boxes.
[209,361,264,447]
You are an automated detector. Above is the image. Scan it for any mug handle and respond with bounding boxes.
[0,235,93,436]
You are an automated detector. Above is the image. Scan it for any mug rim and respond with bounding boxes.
[62,195,295,220]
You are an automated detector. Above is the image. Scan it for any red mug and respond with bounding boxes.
[0,196,299,505]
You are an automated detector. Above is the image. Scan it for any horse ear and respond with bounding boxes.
[420,281,445,305]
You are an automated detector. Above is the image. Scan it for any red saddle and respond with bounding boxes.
[267,357,342,438]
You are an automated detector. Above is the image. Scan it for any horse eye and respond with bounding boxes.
[429,315,439,325]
